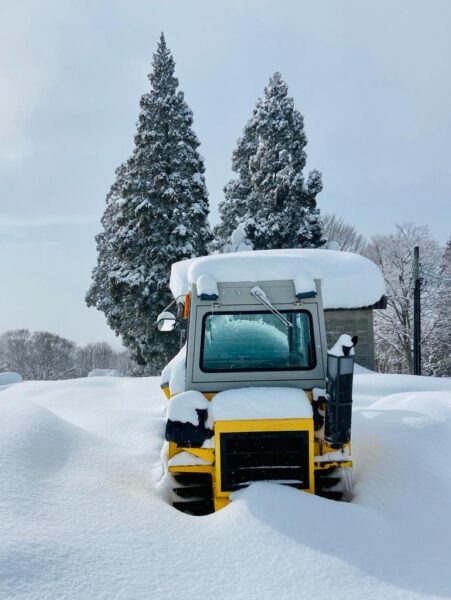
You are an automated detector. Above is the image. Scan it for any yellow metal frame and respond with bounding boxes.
[213,418,315,506]
[168,464,214,475]
[314,460,352,470]
[168,441,214,463]
[314,441,353,470]
[161,385,215,402]
[163,386,352,512]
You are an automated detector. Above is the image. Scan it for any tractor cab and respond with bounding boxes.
[158,249,385,515]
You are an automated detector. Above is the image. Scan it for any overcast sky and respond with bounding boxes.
[1,0,450,348]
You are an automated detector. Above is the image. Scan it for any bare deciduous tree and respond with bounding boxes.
[29,332,77,380]
[366,223,444,374]
[321,214,367,254]
[0,329,32,378]
[76,342,116,376]
[0,331,136,380]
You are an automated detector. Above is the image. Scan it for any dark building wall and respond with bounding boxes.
[324,309,375,370]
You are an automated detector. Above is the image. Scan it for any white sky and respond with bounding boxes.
[0,0,450,348]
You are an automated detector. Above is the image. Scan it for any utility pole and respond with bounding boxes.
[413,246,421,375]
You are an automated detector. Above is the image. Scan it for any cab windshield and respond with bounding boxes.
[200,310,316,372]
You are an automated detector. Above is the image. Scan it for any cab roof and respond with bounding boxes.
[169,249,386,310]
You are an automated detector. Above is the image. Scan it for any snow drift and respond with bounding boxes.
[0,371,22,388]
[1,373,451,599]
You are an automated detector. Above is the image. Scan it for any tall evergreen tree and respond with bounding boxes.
[215,72,324,250]
[86,34,211,372]
[212,110,259,250]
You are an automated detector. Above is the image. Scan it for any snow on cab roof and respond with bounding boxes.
[169,249,386,310]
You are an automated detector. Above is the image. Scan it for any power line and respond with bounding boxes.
[420,269,451,282]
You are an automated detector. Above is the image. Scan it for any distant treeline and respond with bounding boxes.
[0,329,136,380]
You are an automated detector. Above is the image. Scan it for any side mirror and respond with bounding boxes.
[156,311,176,332]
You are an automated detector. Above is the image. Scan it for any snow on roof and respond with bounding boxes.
[170,249,385,310]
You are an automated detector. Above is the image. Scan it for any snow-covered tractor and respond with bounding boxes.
[158,249,385,515]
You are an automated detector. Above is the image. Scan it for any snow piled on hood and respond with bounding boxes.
[167,390,211,426]
[1,373,451,599]
[170,249,386,309]
[211,387,312,420]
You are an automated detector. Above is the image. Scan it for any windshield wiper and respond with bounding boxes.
[250,286,293,328]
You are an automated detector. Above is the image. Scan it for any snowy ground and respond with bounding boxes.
[1,373,451,599]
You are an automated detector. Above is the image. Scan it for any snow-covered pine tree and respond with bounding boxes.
[214,72,324,250]
[222,223,253,253]
[86,34,211,372]
[212,111,259,251]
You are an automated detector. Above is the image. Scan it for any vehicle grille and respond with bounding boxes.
[219,430,310,492]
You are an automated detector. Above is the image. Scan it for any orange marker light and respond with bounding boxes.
[183,293,190,319]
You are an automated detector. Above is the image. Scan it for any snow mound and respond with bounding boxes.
[88,369,122,377]
[353,371,451,406]
[0,371,22,388]
[354,363,374,374]
[1,374,451,599]
[170,249,385,309]
[328,333,356,357]
[167,390,211,426]
[160,344,186,395]
[0,397,97,480]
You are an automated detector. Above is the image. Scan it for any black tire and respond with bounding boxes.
[171,472,214,516]
[315,466,353,502]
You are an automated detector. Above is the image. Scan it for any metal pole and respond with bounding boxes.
[413,246,421,375]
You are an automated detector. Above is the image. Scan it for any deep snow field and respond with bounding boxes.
[1,372,451,600]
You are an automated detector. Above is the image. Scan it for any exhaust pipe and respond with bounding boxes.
[324,335,358,449]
